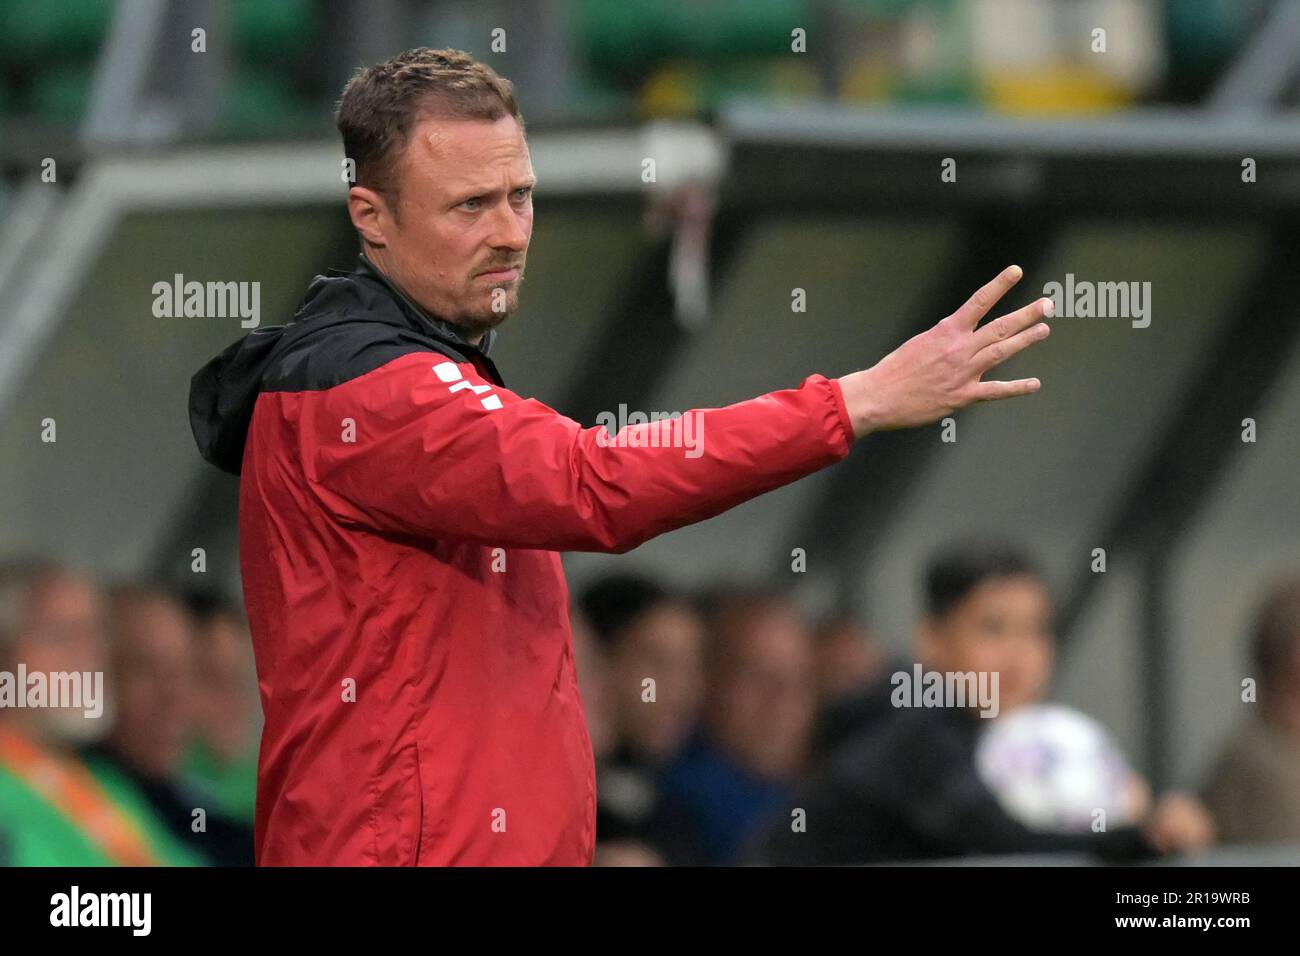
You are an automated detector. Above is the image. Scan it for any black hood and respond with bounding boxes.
[188,255,504,475]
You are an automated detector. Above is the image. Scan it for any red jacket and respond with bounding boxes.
[189,255,855,865]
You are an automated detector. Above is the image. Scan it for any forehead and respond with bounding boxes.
[29,575,101,619]
[402,114,531,190]
[959,575,1050,615]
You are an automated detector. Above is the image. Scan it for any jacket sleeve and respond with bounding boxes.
[299,351,855,553]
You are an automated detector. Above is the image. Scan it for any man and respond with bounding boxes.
[581,575,706,773]
[0,564,184,865]
[1202,574,1300,844]
[748,542,1213,865]
[579,574,706,865]
[79,586,253,866]
[179,590,260,826]
[655,590,819,864]
[188,48,1051,866]
[811,613,888,708]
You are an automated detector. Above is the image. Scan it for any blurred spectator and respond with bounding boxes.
[654,588,817,865]
[1202,575,1300,845]
[806,612,907,767]
[748,541,1214,865]
[570,607,616,762]
[580,574,706,866]
[808,662,908,768]
[179,590,260,826]
[812,613,887,706]
[0,562,157,865]
[78,585,253,865]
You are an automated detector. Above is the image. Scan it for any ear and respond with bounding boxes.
[347,186,393,247]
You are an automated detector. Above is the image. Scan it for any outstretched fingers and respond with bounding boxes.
[971,296,1055,356]
[951,265,1023,329]
[974,317,1051,372]
[969,377,1042,403]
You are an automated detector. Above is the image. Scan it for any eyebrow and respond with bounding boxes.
[452,178,537,204]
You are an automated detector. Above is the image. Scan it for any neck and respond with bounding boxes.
[360,248,485,347]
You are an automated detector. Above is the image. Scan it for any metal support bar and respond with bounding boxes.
[1207,0,1300,114]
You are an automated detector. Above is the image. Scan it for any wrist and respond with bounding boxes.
[837,369,883,439]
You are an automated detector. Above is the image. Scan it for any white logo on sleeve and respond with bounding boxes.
[432,362,503,411]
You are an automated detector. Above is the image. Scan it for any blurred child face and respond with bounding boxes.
[920,574,1054,717]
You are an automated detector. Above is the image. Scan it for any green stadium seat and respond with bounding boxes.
[0,0,113,64]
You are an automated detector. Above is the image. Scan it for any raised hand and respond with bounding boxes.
[838,265,1053,438]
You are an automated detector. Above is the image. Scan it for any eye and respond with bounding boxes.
[460,197,482,211]
[512,187,532,202]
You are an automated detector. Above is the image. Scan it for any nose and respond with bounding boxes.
[489,201,529,253]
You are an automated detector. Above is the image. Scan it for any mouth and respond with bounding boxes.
[475,266,521,282]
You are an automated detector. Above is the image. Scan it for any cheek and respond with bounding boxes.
[967,640,1004,673]
[1027,645,1053,683]
[738,685,769,719]
[119,678,149,712]
[618,664,647,704]
[400,219,454,269]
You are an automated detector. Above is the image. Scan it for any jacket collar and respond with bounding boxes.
[346,253,499,358]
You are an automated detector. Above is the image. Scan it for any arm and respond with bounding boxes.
[307,265,1051,552]
[305,358,854,553]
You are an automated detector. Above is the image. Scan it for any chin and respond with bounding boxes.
[479,305,516,329]
[474,294,520,323]
[451,307,513,341]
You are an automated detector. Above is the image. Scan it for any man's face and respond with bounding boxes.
[920,574,1054,716]
[16,575,105,678]
[108,596,198,778]
[708,604,817,779]
[193,613,260,760]
[10,574,106,746]
[1268,643,1300,738]
[610,603,706,764]
[353,114,534,341]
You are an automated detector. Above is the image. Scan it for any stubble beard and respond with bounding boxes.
[453,272,525,341]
